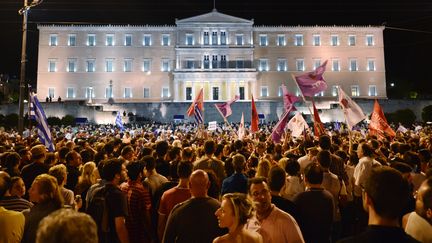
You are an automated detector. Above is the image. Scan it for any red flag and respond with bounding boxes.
[214,95,239,118]
[251,95,259,133]
[312,101,325,137]
[186,88,204,117]
[369,99,396,139]
[281,84,300,112]
[294,60,328,97]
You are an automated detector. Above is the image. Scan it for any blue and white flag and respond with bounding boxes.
[116,112,124,131]
[29,93,55,152]
[194,103,203,124]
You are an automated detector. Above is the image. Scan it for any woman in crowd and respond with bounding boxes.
[214,193,262,243]
[75,161,97,211]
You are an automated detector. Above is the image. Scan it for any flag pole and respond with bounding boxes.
[214,104,234,132]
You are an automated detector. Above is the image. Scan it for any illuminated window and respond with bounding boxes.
[295,34,304,46]
[49,34,58,46]
[106,34,115,46]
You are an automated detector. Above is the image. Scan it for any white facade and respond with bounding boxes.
[37,10,386,103]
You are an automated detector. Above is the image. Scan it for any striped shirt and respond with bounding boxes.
[0,196,33,212]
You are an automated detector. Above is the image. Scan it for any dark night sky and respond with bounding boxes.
[1,0,431,97]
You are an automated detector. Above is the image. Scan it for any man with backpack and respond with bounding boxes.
[87,159,129,243]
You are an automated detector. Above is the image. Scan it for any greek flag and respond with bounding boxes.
[29,93,55,152]
[194,103,203,124]
[116,112,124,130]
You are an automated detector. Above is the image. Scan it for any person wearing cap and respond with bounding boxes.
[21,145,49,196]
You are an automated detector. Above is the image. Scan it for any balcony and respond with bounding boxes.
[175,60,255,72]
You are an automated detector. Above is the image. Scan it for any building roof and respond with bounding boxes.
[176,9,253,25]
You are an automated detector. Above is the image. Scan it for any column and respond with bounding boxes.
[226,80,231,100]
[174,79,179,101]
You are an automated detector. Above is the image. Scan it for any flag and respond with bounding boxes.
[294,60,328,97]
[186,88,204,117]
[281,84,300,112]
[369,99,396,139]
[271,111,290,143]
[194,103,204,124]
[29,92,55,152]
[214,95,239,118]
[312,101,325,137]
[338,87,366,129]
[251,95,259,133]
[396,124,408,133]
[287,112,309,138]
[115,112,124,131]
[238,112,245,140]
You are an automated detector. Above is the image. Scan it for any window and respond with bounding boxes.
[186,59,195,69]
[259,59,269,71]
[185,87,192,100]
[67,58,77,72]
[68,34,76,46]
[236,34,243,46]
[296,59,305,71]
[124,59,133,72]
[220,55,227,68]
[220,31,226,45]
[185,34,194,45]
[332,59,340,71]
[348,35,356,46]
[143,88,150,98]
[278,86,283,97]
[351,85,360,97]
[259,34,268,46]
[212,31,218,45]
[161,59,170,72]
[85,87,94,99]
[84,59,95,72]
[277,35,286,46]
[161,34,170,46]
[332,85,339,97]
[211,55,218,69]
[261,86,268,97]
[162,87,170,98]
[203,32,209,45]
[143,59,151,72]
[48,59,57,72]
[48,88,55,98]
[315,91,324,97]
[367,59,376,71]
[125,34,132,46]
[313,59,321,70]
[313,35,321,46]
[236,59,244,69]
[239,87,245,100]
[124,88,132,98]
[143,34,152,46]
[212,87,219,100]
[369,85,377,96]
[331,35,339,46]
[66,88,75,98]
[277,59,287,72]
[87,34,96,46]
[105,59,114,72]
[366,35,374,46]
[105,87,113,98]
[349,59,358,71]
[295,34,304,46]
[203,55,210,69]
[106,34,115,46]
[49,34,58,46]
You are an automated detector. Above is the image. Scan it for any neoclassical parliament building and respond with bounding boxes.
[37,9,386,106]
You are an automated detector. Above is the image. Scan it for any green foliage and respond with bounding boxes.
[422,105,432,122]
[386,109,416,126]
[61,115,76,126]
[47,116,62,126]
[4,113,19,129]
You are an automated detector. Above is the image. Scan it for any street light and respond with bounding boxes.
[18,0,43,135]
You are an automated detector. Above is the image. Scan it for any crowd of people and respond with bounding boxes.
[0,121,432,243]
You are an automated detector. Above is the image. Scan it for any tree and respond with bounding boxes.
[422,105,432,122]
[61,115,76,126]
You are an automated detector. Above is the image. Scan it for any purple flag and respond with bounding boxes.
[214,95,239,118]
[271,111,290,143]
[281,84,300,112]
[295,60,328,97]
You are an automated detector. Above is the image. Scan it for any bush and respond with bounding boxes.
[386,109,416,126]
[4,113,19,129]
[61,115,76,126]
[47,116,62,126]
[422,105,432,122]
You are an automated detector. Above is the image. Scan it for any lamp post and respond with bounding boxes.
[18,0,43,135]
